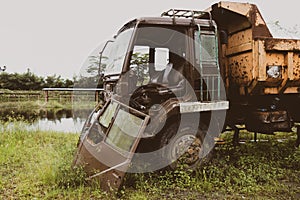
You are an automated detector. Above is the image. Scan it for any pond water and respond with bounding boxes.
[0,107,93,133]
[28,117,85,133]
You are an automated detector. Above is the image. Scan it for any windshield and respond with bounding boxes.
[102,28,134,76]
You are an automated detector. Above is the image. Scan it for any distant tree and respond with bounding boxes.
[54,75,64,88]
[0,72,12,89]
[19,69,44,90]
[0,70,74,90]
[64,78,74,88]
[43,74,69,88]
[130,52,149,85]
[86,55,100,76]
[75,55,107,88]
[44,75,56,88]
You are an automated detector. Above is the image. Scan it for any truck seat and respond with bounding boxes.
[150,62,185,96]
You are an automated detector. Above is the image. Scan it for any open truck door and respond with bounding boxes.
[74,98,149,192]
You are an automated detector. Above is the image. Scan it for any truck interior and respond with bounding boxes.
[128,25,188,97]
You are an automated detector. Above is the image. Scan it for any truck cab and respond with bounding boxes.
[74,9,229,192]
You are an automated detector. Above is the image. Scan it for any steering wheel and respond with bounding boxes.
[129,83,172,111]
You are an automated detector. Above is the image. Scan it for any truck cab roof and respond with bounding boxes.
[117,15,215,36]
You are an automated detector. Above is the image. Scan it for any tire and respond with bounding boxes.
[159,123,212,170]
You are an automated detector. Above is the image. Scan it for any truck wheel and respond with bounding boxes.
[160,123,209,170]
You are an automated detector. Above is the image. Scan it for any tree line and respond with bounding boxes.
[0,70,74,90]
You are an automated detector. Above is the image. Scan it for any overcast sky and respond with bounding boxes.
[1,0,300,78]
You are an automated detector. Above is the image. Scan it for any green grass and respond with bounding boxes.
[0,121,109,199]
[1,121,299,199]
[122,142,299,199]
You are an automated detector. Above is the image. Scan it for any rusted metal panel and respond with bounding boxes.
[227,52,253,85]
[210,2,300,95]
[74,99,150,192]
[226,43,252,57]
[246,110,292,134]
[248,5,272,38]
[218,24,300,96]
[257,40,267,81]
[211,1,272,37]
[227,39,300,95]
[216,1,252,16]
[284,87,300,94]
[226,29,252,56]
[265,52,285,67]
[264,38,300,51]
[287,52,294,80]
[74,140,127,191]
[264,86,300,94]
[227,29,252,49]
[293,53,300,80]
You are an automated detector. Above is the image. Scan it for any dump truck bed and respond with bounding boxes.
[210,1,300,96]
[226,36,300,95]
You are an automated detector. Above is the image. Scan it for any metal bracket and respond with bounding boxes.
[161,9,212,25]
[179,101,229,113]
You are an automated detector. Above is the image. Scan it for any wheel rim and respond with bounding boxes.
[171,134,201,166]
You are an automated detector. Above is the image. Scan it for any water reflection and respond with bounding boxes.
[0,107,92,133]
[33,117,84,133]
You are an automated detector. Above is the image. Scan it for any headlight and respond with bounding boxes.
[267,66,281,79]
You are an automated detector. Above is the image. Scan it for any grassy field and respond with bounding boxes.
[0,121,299,199]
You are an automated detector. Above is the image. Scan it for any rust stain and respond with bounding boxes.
[249,5,272,38]
[264,38,300,51]
[212,1,300,95]
[293,54,300,79]
[228,53,252,85]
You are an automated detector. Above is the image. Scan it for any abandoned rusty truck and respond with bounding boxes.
[74,1,300,191]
